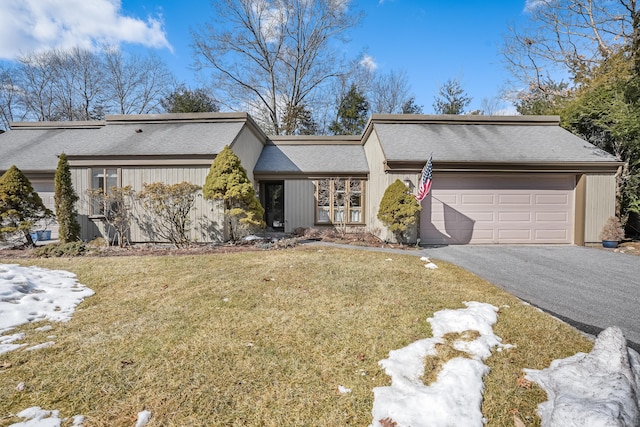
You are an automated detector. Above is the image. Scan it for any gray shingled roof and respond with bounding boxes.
[254,144,369,174]
[374,123,618,163]
[0,120,245,172]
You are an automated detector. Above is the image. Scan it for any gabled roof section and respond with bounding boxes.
[0,113,265,172]
[254,135,368,176]
[366,114,619,167]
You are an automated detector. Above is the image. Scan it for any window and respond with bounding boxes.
[315,178,364,224]
[90,168,118,216]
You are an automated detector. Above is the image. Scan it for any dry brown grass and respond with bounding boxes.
[0,248,592,426]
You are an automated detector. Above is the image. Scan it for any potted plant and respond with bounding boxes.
[599,216,625,248]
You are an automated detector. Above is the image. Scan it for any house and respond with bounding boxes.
[0,112,621,245]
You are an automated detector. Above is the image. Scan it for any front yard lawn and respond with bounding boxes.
[0,248,592,426]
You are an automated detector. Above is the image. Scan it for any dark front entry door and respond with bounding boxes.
[263,182,284,230]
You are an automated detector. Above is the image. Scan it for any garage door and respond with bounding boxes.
[419,174,575,244]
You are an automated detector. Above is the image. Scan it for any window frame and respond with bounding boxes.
[314,178,365,225]
[88,167,121,218]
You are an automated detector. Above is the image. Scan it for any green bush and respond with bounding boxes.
[377,179,422,244]
[203,145,265,241]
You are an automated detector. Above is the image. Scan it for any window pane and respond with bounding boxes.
[92,170,104,193]
[317,207,330,223]
[350,180,362,208]
[106,169,117,192]
[350,208,361,223]
[350,193,361,207]
[334,208,345,223]
[317,179,330,206]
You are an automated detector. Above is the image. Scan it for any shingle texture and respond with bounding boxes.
[374,123,618,163]
[0,121,244,172]
[255,145,369,174]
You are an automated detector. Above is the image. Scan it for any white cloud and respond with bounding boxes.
[360,54,378,72]
[0,0,172,60]
[524,0,548,12]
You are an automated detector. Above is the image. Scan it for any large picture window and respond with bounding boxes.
[315,178,364,224]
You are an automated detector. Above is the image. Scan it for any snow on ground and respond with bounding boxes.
[0,264,94,332]
[370,301,510,427]
[3,262,640,426]
[8,407,85,427]
[525,326,640,427]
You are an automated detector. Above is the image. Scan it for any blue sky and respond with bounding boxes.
[1,0,533,114]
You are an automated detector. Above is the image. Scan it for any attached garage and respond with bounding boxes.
[420,174,575,244]
[365,114,622,245]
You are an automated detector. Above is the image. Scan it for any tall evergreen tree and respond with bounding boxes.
[54,153,81,243]
[203,146,265,241]
[433,79,472,115]
[0,165,52,246]
[329,84,369,135]
[401,97,424,114]
[161,85,219,113]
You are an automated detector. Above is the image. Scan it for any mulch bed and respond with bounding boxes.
[0,231,412,259]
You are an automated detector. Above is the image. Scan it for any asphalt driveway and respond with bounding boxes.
[421,245,640,352]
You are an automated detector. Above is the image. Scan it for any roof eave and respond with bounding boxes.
[384,160,624,173]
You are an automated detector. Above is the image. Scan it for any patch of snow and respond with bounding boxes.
[34,325,52,332]
[524,326,640,427]
[424,262,438,269]
[338,385,352,394]
[0,332,27,354]
[9,407,62,427]
[370,302,510,427]
[0,264,94,330]
[135,410,152,427]
[0,264,94,354]
[8,407,86,427]
[25,342,55,352]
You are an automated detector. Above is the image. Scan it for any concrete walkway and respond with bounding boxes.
[306,242,640,352]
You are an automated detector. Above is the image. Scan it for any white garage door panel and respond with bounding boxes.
[420,174,575,244]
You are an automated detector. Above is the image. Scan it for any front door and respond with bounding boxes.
[263,181,285,231]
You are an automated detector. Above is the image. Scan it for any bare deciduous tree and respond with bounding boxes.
[18,51,59,121]
[192,0,361,134]
[503,0,639,86]
[52,47,105,121]
[1,46,175,125]
[0,64,26,129]
[103,47,175,115]
[369,69,412,114]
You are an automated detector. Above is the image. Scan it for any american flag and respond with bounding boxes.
[415,155,433,202]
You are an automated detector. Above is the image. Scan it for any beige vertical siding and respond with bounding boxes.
[364,131,420,242]
[363,131,389,240]
[71,165,224,243]
[584,174,617,242]
[121,166,223,243]
[230,127,265,183]
[284,180,315,232]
